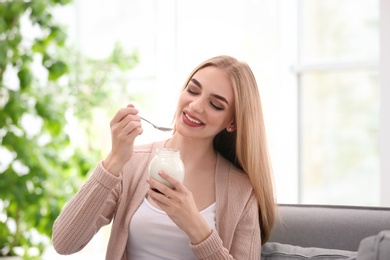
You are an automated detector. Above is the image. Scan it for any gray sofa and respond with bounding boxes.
[261,204,390,259]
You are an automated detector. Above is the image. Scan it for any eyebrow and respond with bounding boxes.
[190,78,229,105]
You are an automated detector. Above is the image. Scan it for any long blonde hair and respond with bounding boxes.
[178,55,276,244]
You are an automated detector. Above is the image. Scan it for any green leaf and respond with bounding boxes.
[48,25,67,46]
[17,66,32,90]
[32,39,47,54]
[47,60,68,81]
[3,90,24,125]
[0,16,7,33]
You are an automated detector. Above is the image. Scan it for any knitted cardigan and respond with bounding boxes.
[52,140,261,259]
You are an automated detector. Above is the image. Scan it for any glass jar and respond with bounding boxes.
[148,148,185,189]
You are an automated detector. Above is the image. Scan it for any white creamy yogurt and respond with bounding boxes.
[148,148,185,188]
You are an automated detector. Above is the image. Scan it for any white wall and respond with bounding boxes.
[380,0,390,207]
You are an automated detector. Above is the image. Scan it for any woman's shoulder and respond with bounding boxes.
[215,154,257,215]
[132,139,168,154]
[216,154,252,189]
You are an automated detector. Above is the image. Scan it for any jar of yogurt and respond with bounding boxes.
[148,148,185,189]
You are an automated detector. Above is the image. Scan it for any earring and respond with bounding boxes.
[228,127,233,132]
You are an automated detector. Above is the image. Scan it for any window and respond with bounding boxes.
[296,0,380,206]
[60,0,383,206]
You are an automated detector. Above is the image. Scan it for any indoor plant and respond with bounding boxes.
[0,0,138,258]
[0,0,85,258]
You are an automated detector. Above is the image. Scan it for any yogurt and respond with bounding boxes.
[148,148,185,188]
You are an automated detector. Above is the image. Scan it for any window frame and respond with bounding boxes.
[379,0,390,207]
[295,0,384,205]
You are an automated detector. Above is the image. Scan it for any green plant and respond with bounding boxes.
[0,0,138,258]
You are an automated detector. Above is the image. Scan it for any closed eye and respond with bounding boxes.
[186,85,199,95]
[210,102,224,110]
[186,82,225,111]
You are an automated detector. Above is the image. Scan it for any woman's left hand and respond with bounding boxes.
[146,170,212,244]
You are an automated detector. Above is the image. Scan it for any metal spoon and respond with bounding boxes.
[140,116,173,132]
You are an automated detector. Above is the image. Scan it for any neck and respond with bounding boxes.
[165,134,217,166]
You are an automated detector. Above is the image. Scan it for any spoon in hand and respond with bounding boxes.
[140,116,173,132]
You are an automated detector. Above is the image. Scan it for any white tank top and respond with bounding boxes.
[127,198,216,260]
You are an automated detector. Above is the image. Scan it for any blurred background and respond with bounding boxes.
[0,0,388,258]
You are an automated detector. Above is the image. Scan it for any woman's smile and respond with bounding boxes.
[182,111,204,127]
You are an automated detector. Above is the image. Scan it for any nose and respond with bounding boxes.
[189,97,206,114]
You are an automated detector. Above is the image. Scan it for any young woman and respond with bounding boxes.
[52,55,276,259]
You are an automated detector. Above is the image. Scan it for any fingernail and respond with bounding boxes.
[146,176,150,182]
[158,170,163,175]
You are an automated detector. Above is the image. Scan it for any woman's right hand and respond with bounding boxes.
[103,104,143,176]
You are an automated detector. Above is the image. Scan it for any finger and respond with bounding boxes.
[157,170,183,191]
[146,178,170,202]
[119,114,141,130]
[118,108,139,123]
[121,121,143,138]
[110,111,141,134]
[147,175,175,198]
[127,125,143,139]
[111,107,139,125]
[148,188,171,203]
[111,116,141,139]
[148,192,171,212]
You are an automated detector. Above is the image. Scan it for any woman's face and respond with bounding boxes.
[175,66,235,140]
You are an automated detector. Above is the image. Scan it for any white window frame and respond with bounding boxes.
[295,0,386,206]
[380,0,390,207]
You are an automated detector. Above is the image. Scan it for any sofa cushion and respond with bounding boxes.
[357,230,390,260]
[261,242,357,260]
[269,204,390,251]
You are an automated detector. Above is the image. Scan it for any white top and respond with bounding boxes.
[127,198,216,260]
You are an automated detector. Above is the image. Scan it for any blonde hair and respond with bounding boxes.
[177,55,276,244]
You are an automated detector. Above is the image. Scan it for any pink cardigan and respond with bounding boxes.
[52,140,261,259]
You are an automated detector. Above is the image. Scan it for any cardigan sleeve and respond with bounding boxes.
[190,192,261,260]
[52,162,122,255]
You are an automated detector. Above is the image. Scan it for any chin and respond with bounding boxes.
[174,125,197,138]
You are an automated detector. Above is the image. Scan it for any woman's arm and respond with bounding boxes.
[52,162,122,255]
[190,192,260,259]
[52,104,143,254]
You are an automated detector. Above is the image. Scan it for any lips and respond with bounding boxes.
[182,111,204,127]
